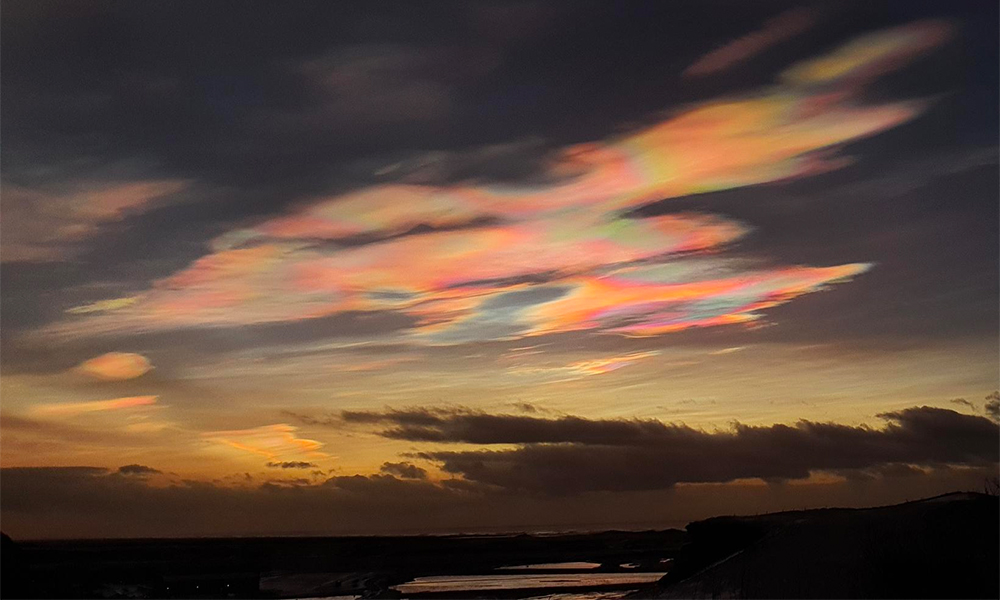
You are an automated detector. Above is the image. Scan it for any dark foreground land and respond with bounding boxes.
[634,492,999,599]
[1,492,997,599]
[0,528,684,599]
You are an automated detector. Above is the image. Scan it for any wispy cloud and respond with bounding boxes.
[0,179,188,262]
[203,424,328,460]
[782,20,951,87]
[710,346,746,355]
[116,464,162,476]
[508,350,661,381]
[66,296,143,315]
[32,396,158,417]
[380,461,428,479]
[684,7,819,77]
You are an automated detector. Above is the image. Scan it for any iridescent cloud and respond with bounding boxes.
[525,264,871,337]
[32,396,159,417]
[0,179,188,262]
[202,424,328,461]
[782,20,951,87]
[67,296,143,315]
[684,7,818,77]
[49,22,948,345]
[506,350,661,382]
[565,351,661,375]
[76,352,153,381]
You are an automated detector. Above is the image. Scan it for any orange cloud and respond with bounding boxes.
[524,264,871,337]
[76,352,152,381]
[202,424,328,460]
[567,351,661,375]
[32,396,158,417]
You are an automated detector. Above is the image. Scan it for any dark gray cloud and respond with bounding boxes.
[950,397,977,410]
[986,392,1000,422]
[2,462,995,540]
[266,461,318,470]
[3,466,110,479]
[379,462,428,480]
[116,464,162,476]
[0,466,478,538]
[341,407,696,445]
[281,410,338,427]
[339,406,1000,493]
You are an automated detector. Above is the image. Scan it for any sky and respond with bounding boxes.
[1,0,998,539]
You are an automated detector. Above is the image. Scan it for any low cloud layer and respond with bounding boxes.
[116,464,162,476]
[1,461,994,540]
[986,392,1000,421]
[335,406,999,493]
[380,461,428,480]
[266,461,318,469]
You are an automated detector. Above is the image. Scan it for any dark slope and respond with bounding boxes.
[637,492,999,599]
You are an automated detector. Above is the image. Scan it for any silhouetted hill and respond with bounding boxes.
[634,492,999,599]
[1,532,27,598]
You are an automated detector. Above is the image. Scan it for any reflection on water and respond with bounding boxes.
[393,572,667,593]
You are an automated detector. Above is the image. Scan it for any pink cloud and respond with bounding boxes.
[48,22,948,344]
[684,7,818,77]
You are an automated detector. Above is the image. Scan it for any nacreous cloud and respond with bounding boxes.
[31,396,158,418]
[49,21,950,345]
[683,7,818,77]
[203,424,328,461]
[0,179,188,263]
[75,352,152,381]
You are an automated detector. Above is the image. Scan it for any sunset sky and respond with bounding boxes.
[1,0,998,539]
